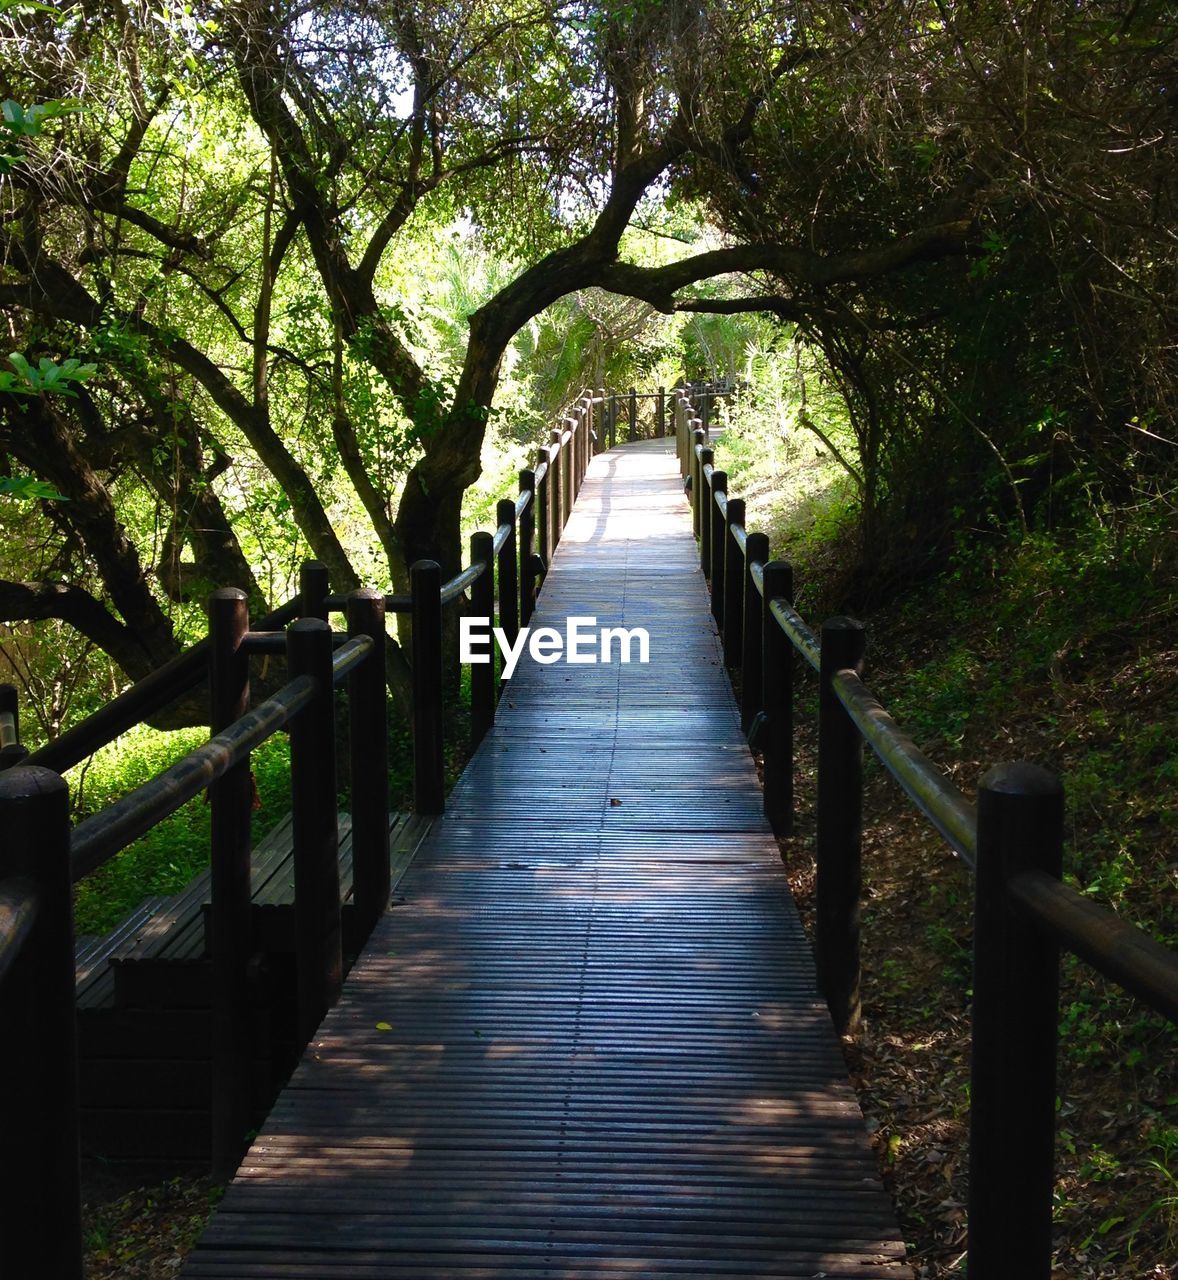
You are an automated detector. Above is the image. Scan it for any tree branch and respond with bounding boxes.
[0,247,360,593]
[0,580,151,679]
[596,221,973,311]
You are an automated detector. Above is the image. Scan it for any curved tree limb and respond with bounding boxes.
[0,580,159,684]
[596,221,973,312]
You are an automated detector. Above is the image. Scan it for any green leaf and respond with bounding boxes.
[0,96,83,139]
[0,1,65,14]
[5,351,97,398]
[0,475,68,501]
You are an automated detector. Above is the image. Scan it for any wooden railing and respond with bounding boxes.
[0,397,611,1279]
[554,379,738,454]
[675,384,1178,1280]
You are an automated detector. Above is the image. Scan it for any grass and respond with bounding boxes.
[70,727,297,936]
[709,394,862,616]
[69,698,432,938]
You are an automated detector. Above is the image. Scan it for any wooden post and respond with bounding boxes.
[207,587,254,1181]
[519,470,537,626]
[674,394,686,472]
[411,560,445,814]
[287,618,342,1049]
[585,394,594,466]
[969,763,1063,1280]
[608,394,616,449]
[723,496,745,665]
[681,397,690,477]
[816,617,866,1035]
[563,418,575,514]
[697,444,713,560]
[496,497,519,656]
[0,765,82,1279]
[709,470,727,629]
[595,387,606,454]
[535,447,551,574]
[691,426,705,539]
[628,386,637,441]
[579,397,590,474]
[562,416,573,506]
[300,559,329,620]
[656,385,665,438]
[760,561,794,836]
[741,532,769,731]
[470,531,495,746]
[578,401,590,491]
[0,682,28,769]
[346,590,389,938]
[549,429,563,550]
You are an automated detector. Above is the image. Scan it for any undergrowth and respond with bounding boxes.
[712,370,1177,1275]
[760,505,1178,1276]
[69,701,434,937]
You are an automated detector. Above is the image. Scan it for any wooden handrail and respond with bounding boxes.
[69,676,317,882]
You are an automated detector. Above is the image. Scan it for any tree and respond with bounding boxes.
[1,0,976,700]
[661,1,1177,573]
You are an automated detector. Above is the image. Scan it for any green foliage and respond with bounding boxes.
[1,352,96,398]
[0,474,66,500]
[709,323,860,607]
[0,93,80,171]
[72,728,294,935]
[0,94,80,137]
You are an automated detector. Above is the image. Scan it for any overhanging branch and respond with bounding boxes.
[597,221,972,311]
[0,580,154,681]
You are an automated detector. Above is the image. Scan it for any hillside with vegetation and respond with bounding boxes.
[0,0,1175,1276]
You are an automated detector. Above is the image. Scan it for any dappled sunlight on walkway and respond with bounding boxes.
[183,438,910,1279]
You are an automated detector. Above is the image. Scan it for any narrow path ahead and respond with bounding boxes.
[184,439,910,1278]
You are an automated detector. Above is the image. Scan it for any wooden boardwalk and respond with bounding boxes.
[184,439,910,1278]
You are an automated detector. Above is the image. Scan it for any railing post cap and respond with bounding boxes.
[410,558,441,572]
[288,615,331,634]
[208,586,248,603]
[979,761,1062,799]
[0,763,68,803]
[346,587,384,602]
[821,615,865,634]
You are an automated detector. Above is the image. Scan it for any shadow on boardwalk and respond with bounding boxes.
[183,439,910,1279]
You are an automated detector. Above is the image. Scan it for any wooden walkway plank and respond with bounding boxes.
[183,438,909,1279]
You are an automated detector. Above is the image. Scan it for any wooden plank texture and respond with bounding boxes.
[184,439,909,1279]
